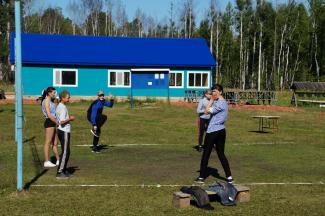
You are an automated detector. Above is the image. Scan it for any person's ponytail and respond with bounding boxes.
[41,87,56,105]
[40,89,47,105]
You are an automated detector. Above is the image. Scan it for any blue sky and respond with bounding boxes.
[38,0,307,23]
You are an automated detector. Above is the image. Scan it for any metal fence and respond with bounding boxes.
[184,90,277,104]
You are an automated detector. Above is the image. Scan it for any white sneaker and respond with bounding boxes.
[44,161,56,168]
[56,160,60,166]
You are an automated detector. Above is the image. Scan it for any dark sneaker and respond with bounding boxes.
[92,147,101,153]
[194,145,203,152]
[90,129,99,137]
[198,145,204,152]
[56,172,69,179]
[64,171,74,177]
[226,177,234,184]
[194,177,205,184]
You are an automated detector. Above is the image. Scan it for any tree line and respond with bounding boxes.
[1,0,324,90]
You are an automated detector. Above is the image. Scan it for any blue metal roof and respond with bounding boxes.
[10,33,216,68]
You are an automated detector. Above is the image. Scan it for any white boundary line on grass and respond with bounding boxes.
[74,141,295,147]
[75,144,162,147]
[232,141,295,146]
[32,182,324,188]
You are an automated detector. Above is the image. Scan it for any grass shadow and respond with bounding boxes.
[98,144,108,150]
[89,144,110,150]
[50,155,58,164]
[206,167,228,181]
[189,200,215,210]
[192,145,206,152]
[248,130,272,134]
[23,169,48,190]
[23,136,48,190]
[196,167,228,182]
[66,166,80,174]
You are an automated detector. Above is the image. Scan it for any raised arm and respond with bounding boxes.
[104,94,114,108]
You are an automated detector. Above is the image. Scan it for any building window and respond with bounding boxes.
[187,71,209,88]
[108,70,131,87]
[169,71,183,88]
[154,73,165,79]
[53,69,78,87]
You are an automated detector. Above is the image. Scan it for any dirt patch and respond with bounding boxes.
[0,98,38,105]
[230,104,304,113]
[171,101,304,113]
[0,97,81,105]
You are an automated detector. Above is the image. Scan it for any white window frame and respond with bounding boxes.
[169,71,184,89]
[108,69,131,88]
[187,71,210,89]
[53,68,78,87]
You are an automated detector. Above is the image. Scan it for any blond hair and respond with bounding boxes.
[59,90,70,101]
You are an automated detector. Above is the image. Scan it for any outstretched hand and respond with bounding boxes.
[69,115,75,121]
[107,93,114,100]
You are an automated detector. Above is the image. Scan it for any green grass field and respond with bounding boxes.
[0,101,324,215]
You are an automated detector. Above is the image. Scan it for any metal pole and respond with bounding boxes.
[15,0,23,191]
[167,71,170,104]
[130,73,134,108]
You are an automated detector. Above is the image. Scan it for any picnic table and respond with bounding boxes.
[252,115,280,132]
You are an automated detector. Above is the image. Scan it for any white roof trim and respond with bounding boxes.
[131,68,170,72]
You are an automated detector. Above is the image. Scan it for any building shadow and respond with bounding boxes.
[23,136,48,190]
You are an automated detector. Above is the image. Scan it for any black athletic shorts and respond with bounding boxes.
[44,118,56,128]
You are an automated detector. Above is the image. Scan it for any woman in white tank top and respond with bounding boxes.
[41,87,60,168]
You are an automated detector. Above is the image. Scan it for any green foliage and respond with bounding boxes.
[1,0,325,91]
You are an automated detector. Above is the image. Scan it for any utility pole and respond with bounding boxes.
[15,0,23,191]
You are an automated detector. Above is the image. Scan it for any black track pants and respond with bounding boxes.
[199,129,232,178]
[57,129,70,174]
[93,114,107,146]
[198,118,209,146]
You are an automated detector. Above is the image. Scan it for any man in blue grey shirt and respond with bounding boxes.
[195,84,233,184]
[196,90,211,152]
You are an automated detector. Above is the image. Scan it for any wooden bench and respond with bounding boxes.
[173,185,250,208]
[172,192,191,208]
[206,185,250,203]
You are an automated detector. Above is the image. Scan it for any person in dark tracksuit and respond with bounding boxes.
[196,90,211,152]
[56,90,75,179]
[87,90,114,153]
[195,84,233,184]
